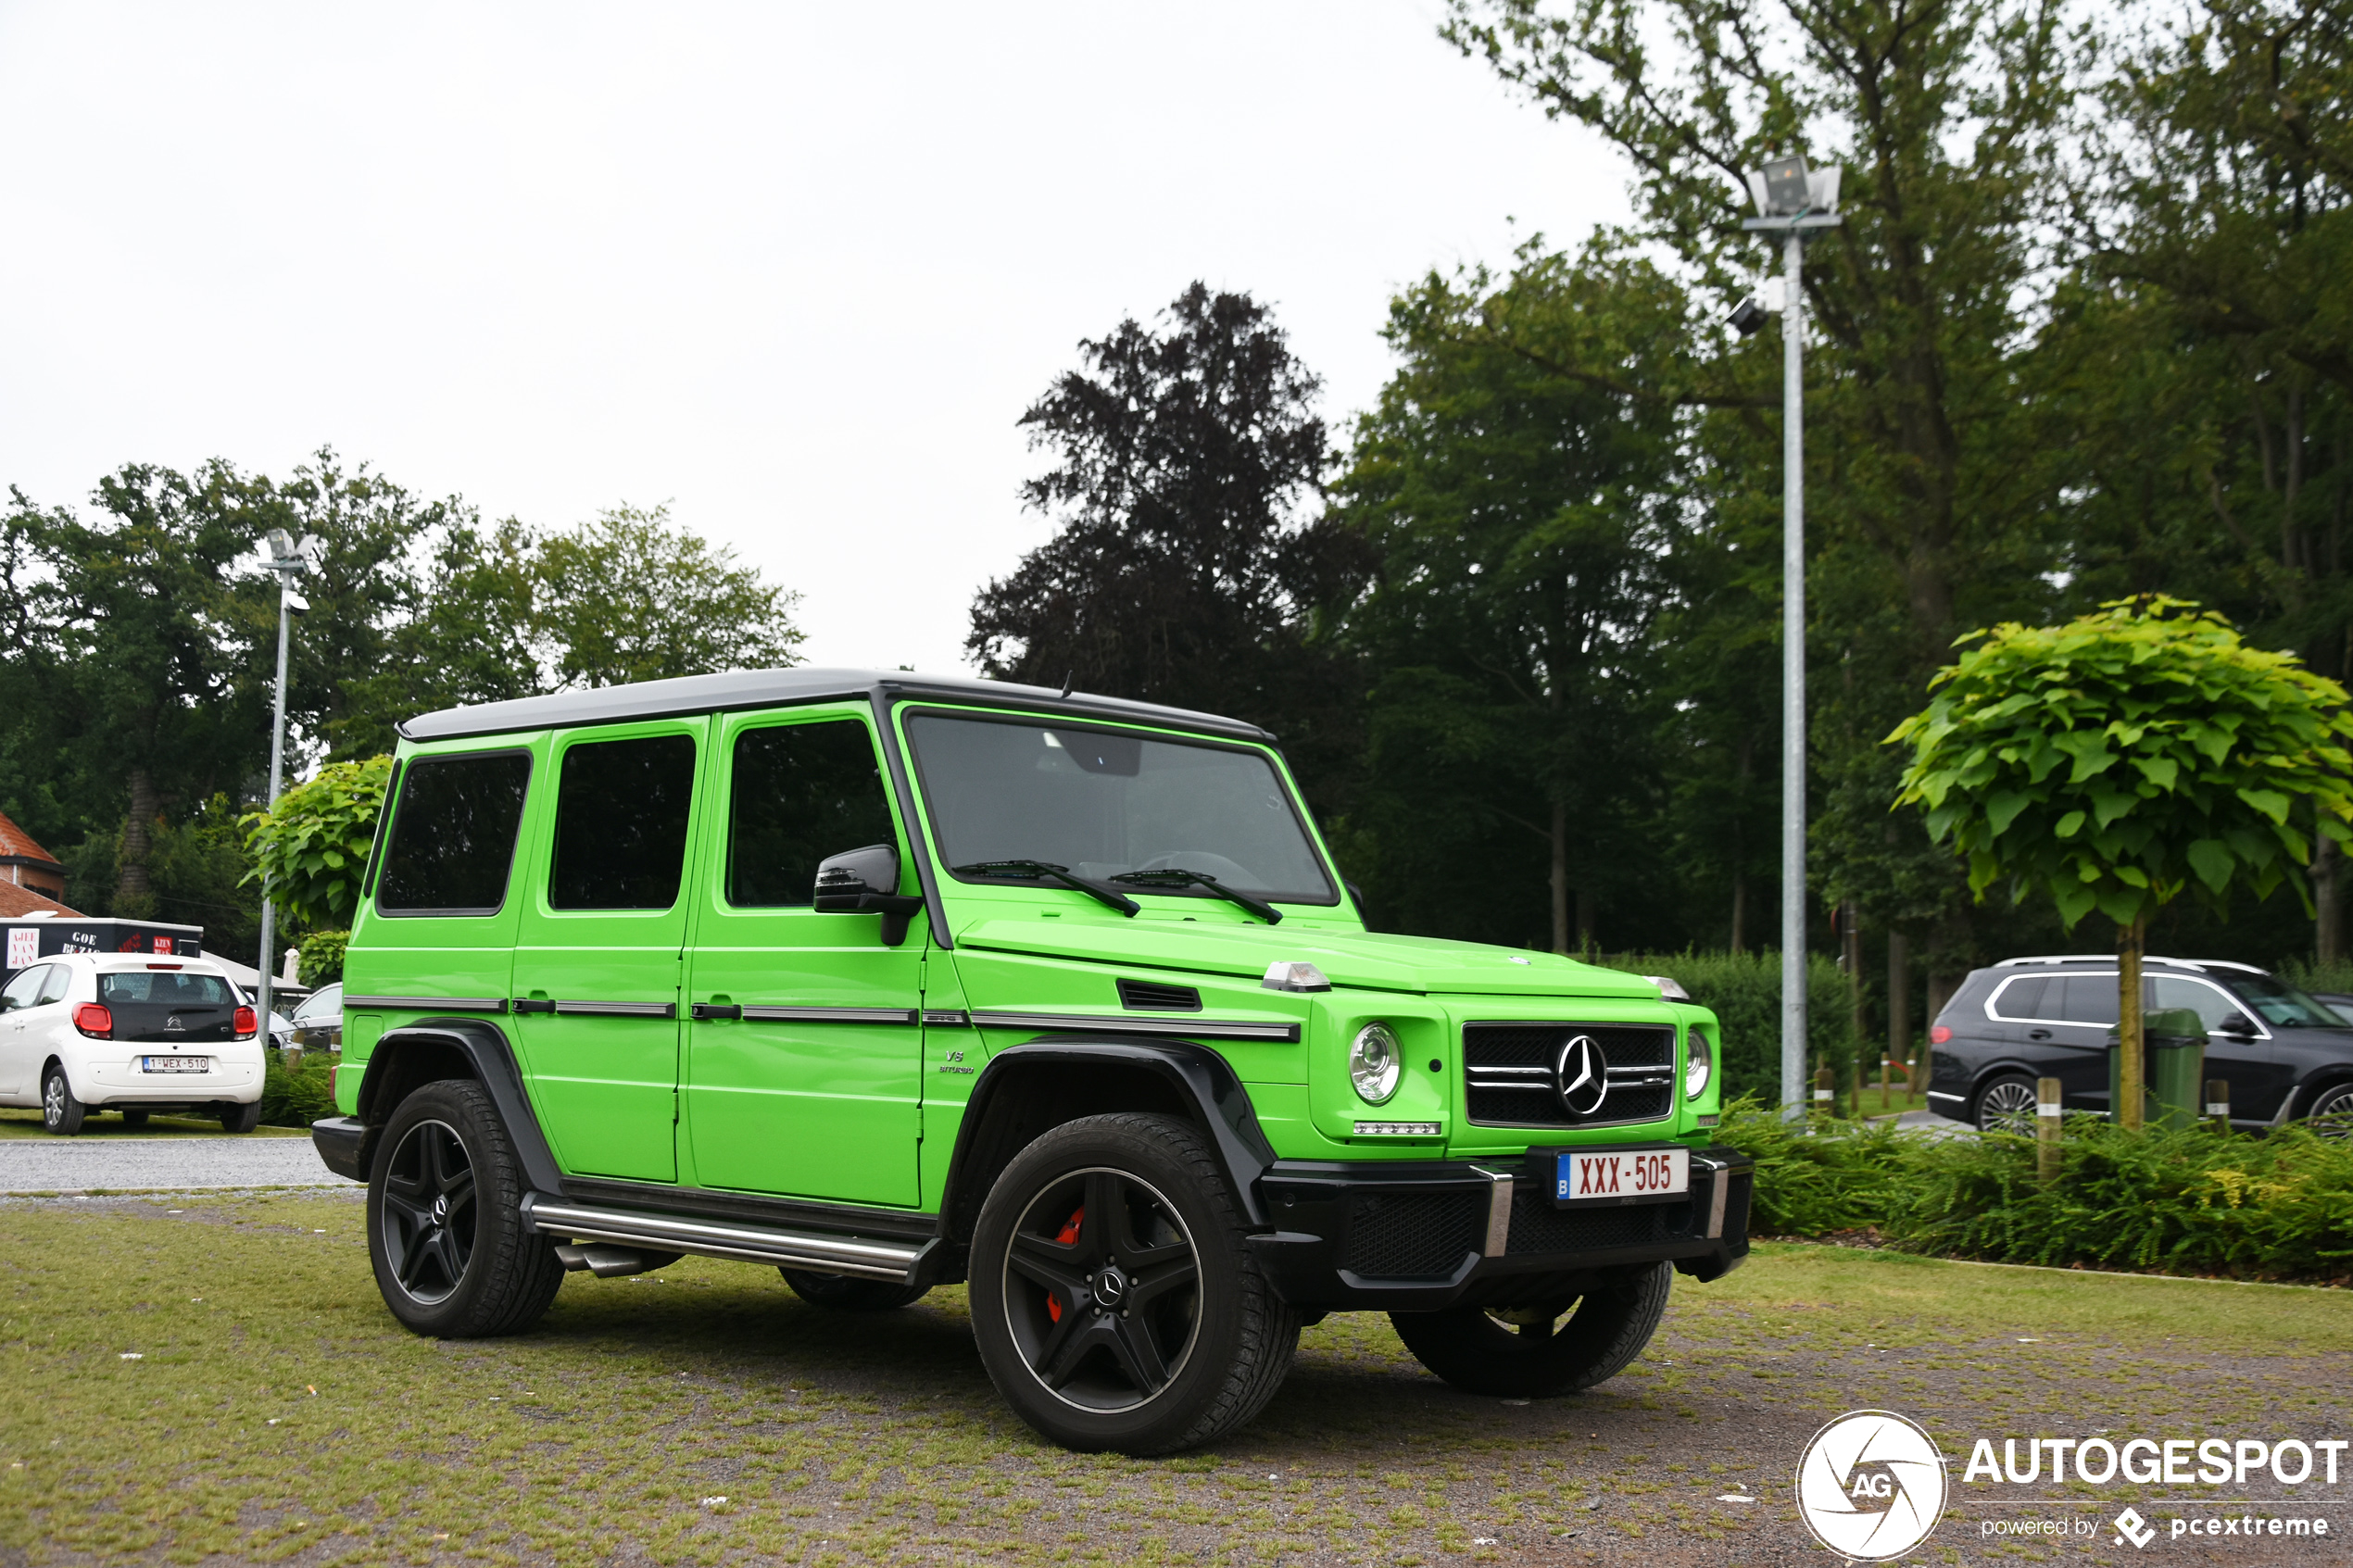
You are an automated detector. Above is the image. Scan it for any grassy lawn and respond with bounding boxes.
[1,1196,2342,1566]
[0,1109,309,1139]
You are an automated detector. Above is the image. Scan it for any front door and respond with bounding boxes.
[510,721,707,1184]
[682,707,925,1207]
[2147,974,2294,1119]
[0,963,55,1097]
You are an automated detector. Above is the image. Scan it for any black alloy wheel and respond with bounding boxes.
[2305,1082,2353,1140]
[968,1113,1300,1454]
[366,1078,564,1338]
[1390,1261,1674,1398]
[1000,1165,1203,1412]
[380,1119,479,1306]
[1975,1074,2040,1135]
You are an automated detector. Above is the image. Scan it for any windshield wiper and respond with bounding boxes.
[1111,868,1282,924]
[953,859,1139,917]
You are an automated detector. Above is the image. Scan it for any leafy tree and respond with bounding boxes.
[1889,596,2353,1124]
[533,503,803,689]
[1334,245,1686,951]
[242,756,394,934]
[968,283,1368,809]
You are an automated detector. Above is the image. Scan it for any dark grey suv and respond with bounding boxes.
[1926,956,2353,1135]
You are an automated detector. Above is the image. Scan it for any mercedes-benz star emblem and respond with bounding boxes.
[1554,1034,1609,1118]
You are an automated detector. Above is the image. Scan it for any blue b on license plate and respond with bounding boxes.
[1555,1147,1689,1206]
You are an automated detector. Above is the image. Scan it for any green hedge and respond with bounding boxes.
[1713,1098,2353,1283]
[1595,950,1863,1103]
[259,1054,335,1129]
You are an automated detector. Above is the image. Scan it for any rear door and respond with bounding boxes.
[2043,972,2121,1109]
[510,720,708,1185]
[681,706,925,1206]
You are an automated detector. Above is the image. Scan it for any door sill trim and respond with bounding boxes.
[522,1194,932,1282]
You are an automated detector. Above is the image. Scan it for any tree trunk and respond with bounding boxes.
[1730,872,1747,956]
[1887,931,1912,1089]
[1843,902,1867,1055]
[115,768,159,916]
[2117,914,2147,1131]
[1730,736,1753,955]
[2317,833,2342,967]
[1549,796,1569,956]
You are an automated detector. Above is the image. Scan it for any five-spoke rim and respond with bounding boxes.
[380,1119,478,1305]
[43,1073,64,1125]
[1000,1166,1202,1412]
[1979,1079,2038,1134]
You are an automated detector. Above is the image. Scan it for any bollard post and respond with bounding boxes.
[1880,1053,1892,1112]
[2206,1079,2230,1132]
[2036,1076,2062,1183]
[1812,1060,1833,1123]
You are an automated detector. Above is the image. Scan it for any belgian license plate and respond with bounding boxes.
[1556,1147,1689,1206]
[140,1056,210,1073]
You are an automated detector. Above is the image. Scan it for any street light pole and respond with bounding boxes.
[253,529,319,1035]
[1740,155,1841,1117]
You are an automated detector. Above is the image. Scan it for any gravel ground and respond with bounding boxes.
[0,1131,345,1192]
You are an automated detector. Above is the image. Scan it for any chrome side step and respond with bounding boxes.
[522,1195,930,1283]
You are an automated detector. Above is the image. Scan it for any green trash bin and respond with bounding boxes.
[2108,1007,2208,1130]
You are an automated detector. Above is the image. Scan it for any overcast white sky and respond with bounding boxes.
[0,1,1629,676]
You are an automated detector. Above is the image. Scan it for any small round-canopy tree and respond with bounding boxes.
[242,755,394,935]
[1889,598,2353,1127]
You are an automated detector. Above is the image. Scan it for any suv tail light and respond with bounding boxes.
[1929,1024,1952,1044]
[73,1003,114,1038]
[233,1006,258,1038]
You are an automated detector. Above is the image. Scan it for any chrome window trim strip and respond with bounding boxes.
[969,1010,1301,1043]
[552,1000,677,1019]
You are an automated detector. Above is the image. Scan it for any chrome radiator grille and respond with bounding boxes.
[1463,1022,1677,1129]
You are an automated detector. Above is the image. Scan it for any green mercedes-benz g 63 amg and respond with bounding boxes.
[312,668,1750,1453]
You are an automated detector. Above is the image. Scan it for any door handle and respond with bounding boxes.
[2028,1029,2052,1040]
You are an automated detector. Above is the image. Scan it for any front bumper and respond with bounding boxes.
[1249,1145,1752,1311]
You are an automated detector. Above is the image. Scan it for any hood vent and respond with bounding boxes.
[1117,978,1202,1012]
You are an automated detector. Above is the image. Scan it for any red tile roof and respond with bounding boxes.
[0,882,82,919]
[0,809,60,870]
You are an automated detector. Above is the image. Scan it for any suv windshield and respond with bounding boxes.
[2229,973,2343,1028]
[907,713,1336,904]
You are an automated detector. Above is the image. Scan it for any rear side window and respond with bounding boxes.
[1987,975,2046,1020]
[100,972,235,1007]
[2057,975,2120,1026]
[378,751,533,915]
[727,720,899,908]
[549,734,698,910]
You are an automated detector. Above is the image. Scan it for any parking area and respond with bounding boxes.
[3,1193,2344,1567]
[0,1123,338,1193]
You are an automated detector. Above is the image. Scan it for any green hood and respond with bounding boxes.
[954,917,1662,999]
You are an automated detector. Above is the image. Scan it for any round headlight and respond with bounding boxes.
[1685,1028,1713,1099]
[1350,1022,1402,1105]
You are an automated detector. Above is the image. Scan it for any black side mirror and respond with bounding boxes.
[812,845,925,947]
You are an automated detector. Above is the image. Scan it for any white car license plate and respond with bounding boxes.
[1556,1147,1688,1206]
[140,1056,211,1073]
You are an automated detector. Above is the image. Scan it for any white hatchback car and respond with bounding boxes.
[0,953,267,1135]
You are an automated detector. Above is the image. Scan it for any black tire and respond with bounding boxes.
[367,1078,564,1338]
[779,1269,930,1311]
[219,1100,263,1135]
[968,1112,1300,1455]
[1390,1261,1673,1398]
[121,1109,151,1127]
[1974,1073,2039,1135]
[41,1064,84,1136]
[2303,1081,2353,1139]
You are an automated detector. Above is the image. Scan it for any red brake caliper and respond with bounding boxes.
[1045,1205,1085,1323]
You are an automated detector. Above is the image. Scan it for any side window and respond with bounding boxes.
[1989,976,2045,1020]
[2150,976,2251,1035]
[2057,975,2120,1026]
[727,720,899,907]
[549,734,698,910]
[33,966,73,1005]
[378,752,533,914]
[1,965,48,1010]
